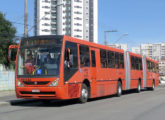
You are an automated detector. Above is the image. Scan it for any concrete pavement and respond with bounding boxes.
[0,85,165,120]
[0,84,164,106]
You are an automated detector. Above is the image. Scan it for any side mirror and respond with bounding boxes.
[8,45,19,63]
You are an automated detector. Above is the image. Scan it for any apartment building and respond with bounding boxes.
[132,44,165,61]
[34,0,98,43]
[131,47,141,54]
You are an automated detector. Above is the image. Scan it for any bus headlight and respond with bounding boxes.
[49,78,59,87]
[17,80,24,87]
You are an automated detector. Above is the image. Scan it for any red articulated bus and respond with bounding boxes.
[8,35,159,103]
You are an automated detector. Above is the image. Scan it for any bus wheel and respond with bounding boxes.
[136,81,141,93]
[151,81,155,91]
[79,84,89,103]
[117,81,122,97]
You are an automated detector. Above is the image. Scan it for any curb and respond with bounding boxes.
[0,101,10,106]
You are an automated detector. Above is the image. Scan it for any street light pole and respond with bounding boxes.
[104,30,117,45]
[24,0,28,38]
[113,33,128,44]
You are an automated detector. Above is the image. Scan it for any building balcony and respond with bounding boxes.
[51,27,57,30]
[51,30,57,35]
[51,8,57,11]
[51,16,56,18]
[51,21,56,24]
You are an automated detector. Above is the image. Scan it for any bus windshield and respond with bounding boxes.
[17,37,62,77]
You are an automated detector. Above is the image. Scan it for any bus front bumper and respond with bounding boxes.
[16,87,66,100]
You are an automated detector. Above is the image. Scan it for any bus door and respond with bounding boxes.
[90,48,97,96]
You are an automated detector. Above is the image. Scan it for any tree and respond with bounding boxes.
[0,12,16,68]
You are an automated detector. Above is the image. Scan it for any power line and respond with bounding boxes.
[11,21,32,26]
[113,33,128,44]
[104,30,117,45]
[14,15,24,22]
[0,33,22,37]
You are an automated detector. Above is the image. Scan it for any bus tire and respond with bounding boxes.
[79,84,89,103]
[136,81,141,93]
[117,81,122,97]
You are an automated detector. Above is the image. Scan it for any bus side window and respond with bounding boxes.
[64,41,78,82]
[147,61,151,72]
[79,45,90,67]
[115,52,120,68]
[131,56,135,70]
[91,50,96,67]
[108,51,115,68]
[135,57,139,70]
[64,48,73,68]
[100,49,107,68]
[119,53,124,69]
[139,58,142,70]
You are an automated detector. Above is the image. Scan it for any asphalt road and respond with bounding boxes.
[0,86,165,120]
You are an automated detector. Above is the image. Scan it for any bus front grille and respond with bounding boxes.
[23,81,50,85]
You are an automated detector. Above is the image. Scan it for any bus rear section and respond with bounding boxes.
[146,58,159,89]
[124,52,159,92]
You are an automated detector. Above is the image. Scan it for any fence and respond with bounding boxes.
[0,70,15,91]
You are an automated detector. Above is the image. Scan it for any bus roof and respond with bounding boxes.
[63,35,125,53]
[22,35,64,41]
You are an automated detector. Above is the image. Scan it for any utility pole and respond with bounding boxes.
[24,0,28,38]
[104,30,117,45]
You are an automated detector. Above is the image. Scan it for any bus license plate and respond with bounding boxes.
[32,89,40,93]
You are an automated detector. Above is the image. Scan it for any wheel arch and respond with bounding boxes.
[153,79,155,85]
[118,78,122,85]
[139,78,142,85]
[82,79,91,98]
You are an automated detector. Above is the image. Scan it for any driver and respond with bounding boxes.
[64,48,73,68]
[25,54,35,74]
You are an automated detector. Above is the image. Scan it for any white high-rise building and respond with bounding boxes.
[34,0,98,43]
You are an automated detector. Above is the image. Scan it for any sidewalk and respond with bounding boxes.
[0,90,16,106]
[0,90,15,97]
